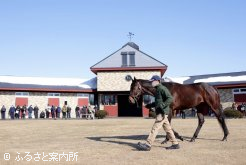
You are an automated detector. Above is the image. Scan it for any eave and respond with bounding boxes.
[0,87,96,93]
[90,66,167,77]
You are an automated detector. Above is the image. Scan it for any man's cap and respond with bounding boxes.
[150,75,161,81]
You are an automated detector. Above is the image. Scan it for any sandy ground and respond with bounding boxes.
[0,117,245,165]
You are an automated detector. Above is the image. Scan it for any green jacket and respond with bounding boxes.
[154,83,173,114]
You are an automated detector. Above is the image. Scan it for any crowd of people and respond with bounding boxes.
[0,104,98,120]
[232,102,246,115]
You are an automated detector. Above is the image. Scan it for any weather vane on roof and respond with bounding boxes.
[127,32,134,42]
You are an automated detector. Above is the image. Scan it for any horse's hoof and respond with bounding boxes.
[222,137,227,141]
[190,138,195,142]
[179,137,184,141]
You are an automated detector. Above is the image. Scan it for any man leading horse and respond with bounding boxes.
[129,75,229,148]
[137,75,180,151]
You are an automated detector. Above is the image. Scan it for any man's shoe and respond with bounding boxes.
[166,144,180,150]
[137,142,151,151]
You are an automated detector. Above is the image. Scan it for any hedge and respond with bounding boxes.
[223,108,243,118]
[95,110,108,119]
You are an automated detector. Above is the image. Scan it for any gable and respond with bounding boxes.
[91,43,167,69]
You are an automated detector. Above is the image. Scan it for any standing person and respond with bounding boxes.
[21,106,25,119]
[28,105,33,119]
[15,105,21,119]
[241,103,246,116]
[94,105,98,112]
[46,104,51,119]
[24,105,27,119]
[75,105,80,119]
[137,75,180,151]
[56,106,61,119]
[51,105,55,118]
[88,106,95,120]
[62,105,67,119]
[67,105,71,119]
[67,105,72,119]
[34,105,39,119]
[94,105,98,115]
[1,105,6,120]
[191,107,196,117]
[180,109,186,119]
[244,103,246,116]
[232,102,238,110]
[9,105,15,120]
[81,106,87,119]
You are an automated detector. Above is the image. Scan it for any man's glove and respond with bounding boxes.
[145,104,152,109]
[145,102,155,109]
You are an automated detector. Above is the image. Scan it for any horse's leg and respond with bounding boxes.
[211,106,229,141]
[205,95,230,141]
[190,105,205,142]
[217,113,229,141]
[172,121,184,141]
[202,84,229,141]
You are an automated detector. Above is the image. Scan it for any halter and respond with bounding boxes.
[129,82,144,107]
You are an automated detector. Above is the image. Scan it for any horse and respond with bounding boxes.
[128,77,229,142]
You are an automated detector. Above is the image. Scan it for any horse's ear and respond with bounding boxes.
[134,77,136,81]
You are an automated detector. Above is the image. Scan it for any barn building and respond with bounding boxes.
[167,71,246,109]
[0,42,245,118]
[90,42,167,117]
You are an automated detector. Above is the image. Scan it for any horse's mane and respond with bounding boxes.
[136,79,153,88]
[136,79,181,86]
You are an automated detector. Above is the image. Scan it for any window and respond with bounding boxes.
[129,51,135,66]
[77,93,89,98]
[121,52,127,66]
[233,88,246,94]
[241,89,246,93]
[15,92,29,96]
[101,94,116,105]
[47,93,60,97]
[89,94,95,105]
[77,93,94,105]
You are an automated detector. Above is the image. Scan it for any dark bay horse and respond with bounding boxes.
[129,77,229,142]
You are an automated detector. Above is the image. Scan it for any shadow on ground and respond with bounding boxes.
[87,134,222,150]
[87,135,164,150]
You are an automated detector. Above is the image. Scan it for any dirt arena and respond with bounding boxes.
[0,117,245,165]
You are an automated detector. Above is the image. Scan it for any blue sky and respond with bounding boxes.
[0,0,245,79]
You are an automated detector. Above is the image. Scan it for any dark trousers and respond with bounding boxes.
[191,110,196,117]
[22,113,25,119]
[76,111,80,118]
[46,111,50,118]
[10,112,15,119]
[1,112,5,119]
[28,112,32,119]
[67,112,71,119]
[181,111,186,119]
[51,111,55,118]
[34,111,38,119]
[57,112,60,118]
[15,113,19,119]
[62,112,66,119]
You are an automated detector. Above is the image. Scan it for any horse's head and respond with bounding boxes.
[129,77,145,104]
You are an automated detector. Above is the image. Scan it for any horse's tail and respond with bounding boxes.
[212,86,224,115]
